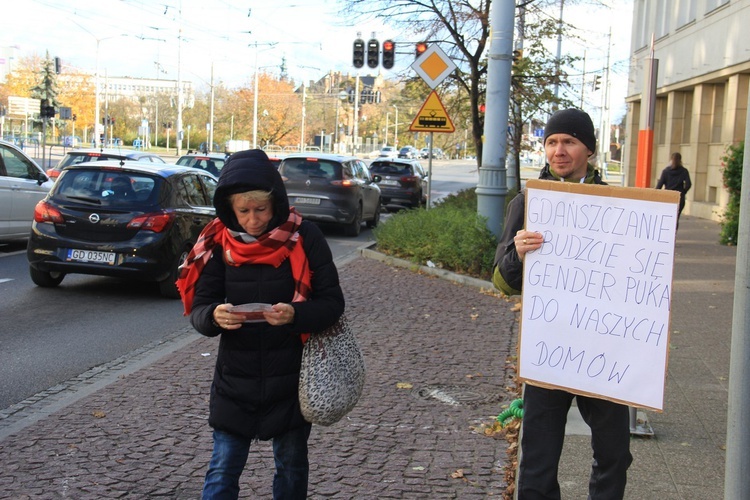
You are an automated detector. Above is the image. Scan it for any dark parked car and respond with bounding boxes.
[0,139,54,241]
[278,153,381,236]
[176,152,228,176]
[27,161,217,298]
[398,145,417,159]
[368,158,428,209]
[46,148,167,180]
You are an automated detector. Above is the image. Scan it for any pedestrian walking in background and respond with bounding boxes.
[492,108,633,499]
[176,149,345,499]
[656,152,692,229]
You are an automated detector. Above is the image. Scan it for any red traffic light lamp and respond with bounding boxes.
[382,40,395,69]
[415,42,428,59]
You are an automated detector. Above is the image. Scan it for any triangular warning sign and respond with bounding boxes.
[409,91,455,133]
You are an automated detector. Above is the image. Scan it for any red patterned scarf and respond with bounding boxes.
[176,209,312,316]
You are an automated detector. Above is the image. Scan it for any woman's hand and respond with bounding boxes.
[265,303,295,326]
[213,304,243,330]
[514,230,543,261]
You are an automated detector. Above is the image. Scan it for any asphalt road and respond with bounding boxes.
[0,158,480,412]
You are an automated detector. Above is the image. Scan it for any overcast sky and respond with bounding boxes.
[7,0,631,120]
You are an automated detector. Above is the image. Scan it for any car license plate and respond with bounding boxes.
[295,197,321,205]
[67,249,117,265]
[381,180,399,186]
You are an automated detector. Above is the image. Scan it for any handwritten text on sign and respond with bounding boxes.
[519,181,678,411]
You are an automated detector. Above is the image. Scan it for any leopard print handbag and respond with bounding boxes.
[298,315,365,426]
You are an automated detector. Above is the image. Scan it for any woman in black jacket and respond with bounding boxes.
[656,152,692,229]
[177,149,344,499]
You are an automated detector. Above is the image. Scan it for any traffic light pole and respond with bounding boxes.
[476,0,514,239]
[353,74,359,154]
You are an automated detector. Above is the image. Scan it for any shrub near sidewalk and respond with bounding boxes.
[720,141,743,245]
[373,189,497,281]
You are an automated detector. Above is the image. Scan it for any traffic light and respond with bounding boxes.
[353,39,365,69]
[367,39,379,69]
[40,99,55,118]
[415,42,428,59]
[512,49,523,70]
[593,74,601,91]
[54,57,61,74]
[382,40,395,69]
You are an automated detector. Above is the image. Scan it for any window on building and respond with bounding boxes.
[676,0,697,28]
[655,0,669,38]
[634,0,648,49]
[679,91,693,144]
[706,0,729,14]
[711,84,725,143]
[656,97,668,145]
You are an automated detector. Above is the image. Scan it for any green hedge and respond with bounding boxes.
[373,189,498,281]
[720,142,743,245]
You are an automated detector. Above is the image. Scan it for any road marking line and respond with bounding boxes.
[0,279,14,284]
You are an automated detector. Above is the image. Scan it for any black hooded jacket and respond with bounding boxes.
[189,149,345,440]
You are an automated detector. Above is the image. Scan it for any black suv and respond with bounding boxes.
[278,153,381,236]
[27,161,217,298]
[368,158,428,209]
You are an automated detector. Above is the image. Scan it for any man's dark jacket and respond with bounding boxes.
[492,163,605,296]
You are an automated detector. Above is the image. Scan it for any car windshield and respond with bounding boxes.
[369,162,412,176]
[281,158,342,180]
[54,169,162,206]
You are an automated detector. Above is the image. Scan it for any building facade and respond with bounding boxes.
[625,0,750,220]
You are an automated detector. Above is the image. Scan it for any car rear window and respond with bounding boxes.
[369,162,412,176]
[177,156,224,175]
[281,158,342,181]
[54,169,162,206]
[57,153,126,169]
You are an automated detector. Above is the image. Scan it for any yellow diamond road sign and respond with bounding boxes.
[411,44,456,90]
[409,91,455,133]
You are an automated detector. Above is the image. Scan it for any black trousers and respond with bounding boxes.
[517,384,633,500]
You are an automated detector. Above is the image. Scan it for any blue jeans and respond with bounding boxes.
[202,424,312,500]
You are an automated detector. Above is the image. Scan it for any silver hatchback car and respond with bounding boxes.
[0,140,54,241]
[278,153,381,236]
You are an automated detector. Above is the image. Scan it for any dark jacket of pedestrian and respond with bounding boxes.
[492,163,606,296]
[179,150,345,441]
[656,154,691,199]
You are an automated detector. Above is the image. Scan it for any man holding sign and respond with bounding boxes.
[493,109,633,499]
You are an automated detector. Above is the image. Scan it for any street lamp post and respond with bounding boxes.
[385,112,390,146]
[392,104,399,148]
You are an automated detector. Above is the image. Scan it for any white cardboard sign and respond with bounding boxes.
[519,180,680,411]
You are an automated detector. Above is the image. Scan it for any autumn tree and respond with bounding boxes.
[339,0,490,162]
[507,5,578,187]
[1,55,43,100]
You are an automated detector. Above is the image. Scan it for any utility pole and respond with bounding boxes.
[175,0,184,156]
[724,80,750,497]
[476,0,514,238]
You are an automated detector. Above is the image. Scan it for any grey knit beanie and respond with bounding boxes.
[543,108,597,154]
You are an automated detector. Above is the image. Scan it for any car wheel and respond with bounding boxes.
[344,203,363,237]
[29,267,65,287]
[159,247,190,299]
[367,200,381,228]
